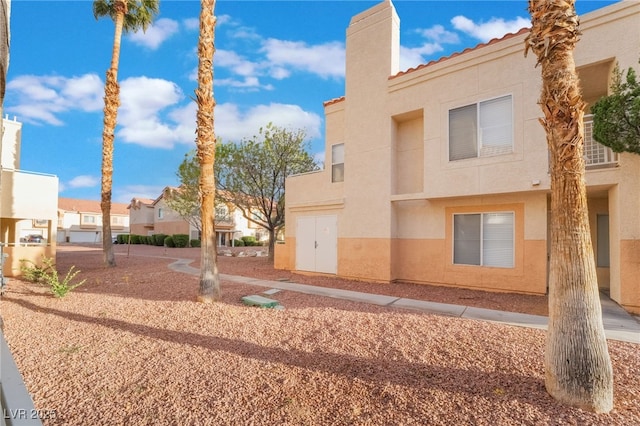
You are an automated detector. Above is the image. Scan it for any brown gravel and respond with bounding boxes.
[1,244,638,425]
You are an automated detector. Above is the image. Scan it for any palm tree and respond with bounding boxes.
[0,0,9,133]
[195,0,220,302]
[93,0,159,267]
[525,0,613,412]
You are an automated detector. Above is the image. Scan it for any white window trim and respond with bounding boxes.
[448,94,514,161]
[331,143,344,183]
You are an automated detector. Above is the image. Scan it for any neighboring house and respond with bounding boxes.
[276,0,640,314]
[128,197,155,236]
[0,116,58,276]
[57,198,130,244]
[129,187,266,246]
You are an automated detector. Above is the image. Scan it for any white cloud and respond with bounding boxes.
[6,73,103,125]
[216,102,322,143]
[182,17,199,31]
[262,39,345,79]
[400,44,444,71]
[418,24,460,44]
[67,175,99,189]
[216,49,260,77]
[117,76,185,149]
[451,15,530,42]
[128,18,179,50]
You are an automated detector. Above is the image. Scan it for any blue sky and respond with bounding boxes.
[6,0,616,203]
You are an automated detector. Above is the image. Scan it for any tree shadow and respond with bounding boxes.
[3,296,567,419]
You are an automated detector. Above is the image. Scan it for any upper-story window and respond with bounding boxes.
[449,95,513,161]
[331,143,344,183]
[111,216,124,226]
[158,208,164,219]
[81,214,97,226]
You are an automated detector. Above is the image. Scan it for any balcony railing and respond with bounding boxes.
[584,115,618,168]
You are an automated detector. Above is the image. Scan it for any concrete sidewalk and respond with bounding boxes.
[169,259,640,344]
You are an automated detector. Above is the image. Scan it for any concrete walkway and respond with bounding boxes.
[169,259,640,344]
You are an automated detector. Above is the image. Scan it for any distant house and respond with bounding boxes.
[0,116,58,277]
[276,0,640,314]
[57,198,130,244]
[128,187,266,246]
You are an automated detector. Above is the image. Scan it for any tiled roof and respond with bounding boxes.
[322,27,530,106]
[323,96,345,107]
[58,197,130,215]
[390,27,530,80]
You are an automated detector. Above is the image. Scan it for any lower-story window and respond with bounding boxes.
[453,212,514,268]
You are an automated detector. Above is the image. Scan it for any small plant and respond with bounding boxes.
[22,257,85,298]
[19,258,53,283]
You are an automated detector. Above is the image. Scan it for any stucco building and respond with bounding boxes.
[275,0,640,314]
[57,198,130,244]
[129,188,266,246]
[0,115,58,276]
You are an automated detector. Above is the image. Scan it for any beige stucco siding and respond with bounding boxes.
[277,0,640,311]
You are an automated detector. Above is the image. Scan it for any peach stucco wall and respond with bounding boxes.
[619,240,640,314]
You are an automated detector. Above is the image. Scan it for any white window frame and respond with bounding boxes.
[81,214,97,225]
[331,143,344,183]
[449,94,513,161]
[453,211,515,268]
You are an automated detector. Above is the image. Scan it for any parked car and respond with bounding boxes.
[24,234,44,243]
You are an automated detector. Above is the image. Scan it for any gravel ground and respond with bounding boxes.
[1,244,638,425]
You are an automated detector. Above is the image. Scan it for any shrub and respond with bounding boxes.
[190,239,201,248]
[153,234,167,246]
[130,234,141,244]
[164,236,176,248]
[172,234,189,248]
[117,234,129,244]
[19,258,52,283]
[21,257,85,298]
[241,236,257,246]
[233,239,245,247]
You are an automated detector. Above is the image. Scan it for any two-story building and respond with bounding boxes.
[0,115,58,276]
[275,0,640,314]
[129,187,266,246]
[57,198,130,244]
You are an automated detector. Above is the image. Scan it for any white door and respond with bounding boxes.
[296,215,337,274]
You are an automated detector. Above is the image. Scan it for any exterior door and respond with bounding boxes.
[296,215,337,274]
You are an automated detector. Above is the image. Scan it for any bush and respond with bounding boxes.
[241,236,257,246]
[19,258,52,283]
[153,234,167,246]
[190,239,201,248]
[20,257,85,298]
[130,234,141,244]
[172,234,189,248]
[233,239,245,247]
[117,234,129,244]
[164,236,176,248]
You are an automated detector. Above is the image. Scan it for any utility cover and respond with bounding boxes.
[241,295,280,308]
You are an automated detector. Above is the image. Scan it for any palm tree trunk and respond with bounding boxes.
[100,1,125,268]
[195,0,220,303]
[525,0,613,412]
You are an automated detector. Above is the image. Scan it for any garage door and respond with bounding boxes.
[70,231,101,243]
[296,215,337,274]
